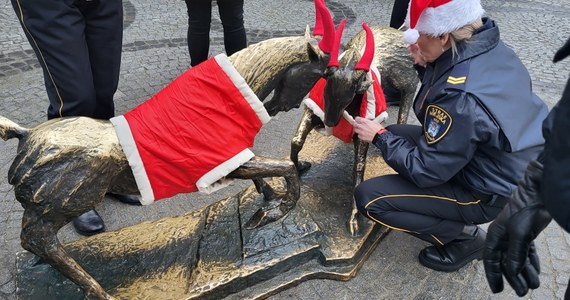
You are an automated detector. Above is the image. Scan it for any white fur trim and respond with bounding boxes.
[196,149,255,194]
[372,111,389,124]
[405,0,484,37]
[110,116,155,205]
[403,29,420,44]
[303,98,333,136]
[214,54,271,125]
[303,98,325,121]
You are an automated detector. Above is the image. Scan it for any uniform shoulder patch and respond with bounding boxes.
[424,105,452,145]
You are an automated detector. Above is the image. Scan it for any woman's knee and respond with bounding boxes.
[354,180,377,214]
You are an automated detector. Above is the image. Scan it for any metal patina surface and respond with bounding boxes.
[15,133,395,299]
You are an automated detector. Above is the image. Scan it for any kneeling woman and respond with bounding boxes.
[353,0,548,272]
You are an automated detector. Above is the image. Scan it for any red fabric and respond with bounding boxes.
[122,58,262,201]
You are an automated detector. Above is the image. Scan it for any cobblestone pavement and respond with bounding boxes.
[1,0,570,299]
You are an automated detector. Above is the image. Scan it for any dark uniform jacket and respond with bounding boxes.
[374,18,548,197]
[541,38,570,231]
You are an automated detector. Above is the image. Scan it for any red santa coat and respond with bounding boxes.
[111,54,270,205]
[303,65,388,143]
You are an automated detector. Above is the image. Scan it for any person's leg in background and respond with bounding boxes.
[82,0,123,120]
[12,0,138,236]
[185,0,213,66]
[83,0,142,210]
[11,0,98,119]
[11,0,106,235]
[390,0,409,29]
[217,0,246,56]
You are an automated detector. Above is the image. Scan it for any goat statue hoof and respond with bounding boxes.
[245,204,287,229]
[347,215,362,237]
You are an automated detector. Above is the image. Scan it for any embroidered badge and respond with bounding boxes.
[424,105,452,144]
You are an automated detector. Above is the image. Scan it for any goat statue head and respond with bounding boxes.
[265,0,335,116]
[322,22,374,127]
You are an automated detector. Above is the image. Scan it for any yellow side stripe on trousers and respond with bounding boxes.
[15,0,65,117]
[365,212,444,245]
[364,194,482,245]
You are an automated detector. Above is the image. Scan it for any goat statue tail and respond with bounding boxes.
[0,116,29,141]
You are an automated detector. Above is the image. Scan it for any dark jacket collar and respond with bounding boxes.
[429,18,499,77]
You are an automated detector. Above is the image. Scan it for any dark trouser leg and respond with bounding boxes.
[389,0,409,29]
[354,174,502,244]
[185,0,212,66]
[217,0,246,56]
[80,0,123,119]
[354,174,503,271]
[11,0,97,119]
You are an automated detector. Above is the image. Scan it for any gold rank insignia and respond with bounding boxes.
[424,105,452,144]
[447,76,466,85]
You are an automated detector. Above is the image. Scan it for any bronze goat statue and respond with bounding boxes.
[288,22,419,236]
[0,1,338,297]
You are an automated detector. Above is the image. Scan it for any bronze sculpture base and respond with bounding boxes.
[16,138,395,299]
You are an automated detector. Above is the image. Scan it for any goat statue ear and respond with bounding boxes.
[357,79,374,94]
[307,40,324,62]
[305,24,311,40]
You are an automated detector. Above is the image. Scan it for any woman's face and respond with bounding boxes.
[415,33,449,63]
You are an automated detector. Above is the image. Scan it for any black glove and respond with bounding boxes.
[483,160,552,296]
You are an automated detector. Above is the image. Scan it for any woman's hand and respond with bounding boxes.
[408,43,426,67]
[354,117,385,143]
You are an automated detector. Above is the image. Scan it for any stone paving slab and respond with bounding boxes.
[1,0,570,299]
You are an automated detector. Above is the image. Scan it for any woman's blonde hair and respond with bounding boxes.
[448,19,484,58]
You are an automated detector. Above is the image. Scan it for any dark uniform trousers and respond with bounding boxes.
[355,124,505,245]
[11,0,123,120]
[185,0,246,66]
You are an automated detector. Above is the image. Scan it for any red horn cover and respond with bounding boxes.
[316,0,335,54]
[327,18,346,68]
[354,22,374,71]
[312,0,324,36]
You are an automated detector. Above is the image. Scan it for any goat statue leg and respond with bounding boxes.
[291,106,319,175]
[396,82,419,125]
[347,137,370,236]
[20,206,113,299]
[228,156,300,229]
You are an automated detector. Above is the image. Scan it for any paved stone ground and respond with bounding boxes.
[1,0,570,299]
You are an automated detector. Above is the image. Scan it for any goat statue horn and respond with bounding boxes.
[327,18,346,68]
[316,0,335,54]
[312,0,324,36]
[354,22,374,71]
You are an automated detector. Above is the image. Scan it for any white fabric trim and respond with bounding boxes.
[405,0,484,38]
[214,54,271,125]
[196,148,255,194]
[365,66,382,119]
[303,98,333,135]
[110,116,155,205]
[373,111,389,124]
[303,98,325,121]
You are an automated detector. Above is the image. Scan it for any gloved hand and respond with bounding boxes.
[483,160,552,296]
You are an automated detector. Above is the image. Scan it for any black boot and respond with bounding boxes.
[418,225,486,272]
[72,209,105,236]
[106,192,141,206]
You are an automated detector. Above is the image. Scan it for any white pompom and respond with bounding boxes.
[403,29,420,44]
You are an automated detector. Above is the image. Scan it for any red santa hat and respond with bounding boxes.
[403,0,485,44]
